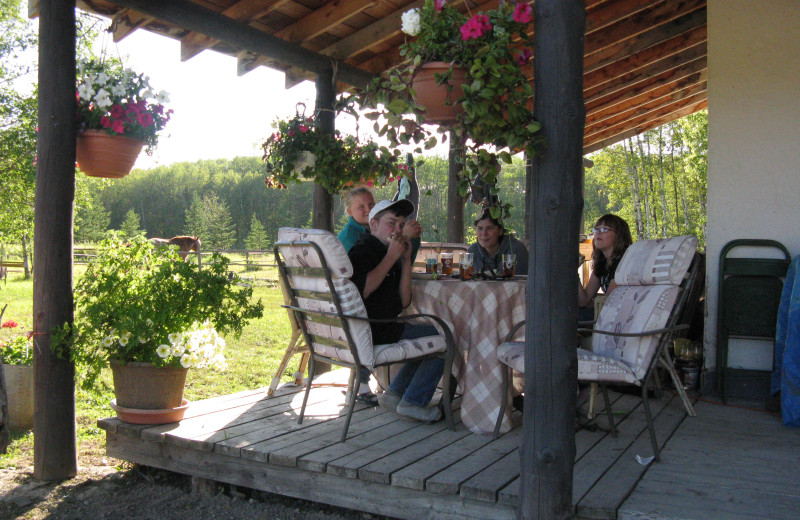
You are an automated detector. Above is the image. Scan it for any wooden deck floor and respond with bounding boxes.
[98,370,800,520]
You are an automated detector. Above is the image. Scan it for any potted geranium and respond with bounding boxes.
[76,58,173,178]
[1,319,34,430]
[344,0,543,220]
[53,234,264,424]
[262,104,406,194]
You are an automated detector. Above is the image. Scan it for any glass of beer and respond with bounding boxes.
[425,255,438,274]
[502,254,516,278]
[459,253,474,280]
[440,252,454,275]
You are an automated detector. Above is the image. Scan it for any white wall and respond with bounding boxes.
[706,0,800,372]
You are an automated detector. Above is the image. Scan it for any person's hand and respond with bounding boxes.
[403,219,422,239]
[387,231,406,262]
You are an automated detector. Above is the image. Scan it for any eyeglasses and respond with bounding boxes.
[592,226,614,234]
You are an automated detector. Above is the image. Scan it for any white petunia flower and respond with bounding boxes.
[401,8,421,36]
[96,72,109,85]
[118,335,129,346]
[77,82,95,101]
[110,83,126,97]
[145,318,154,327]
[180,353,194,368]
[139,336,148,344]
[168,332,182,345]
[156,90,170,104]
[156,344,171,358]
[102,335,114,347]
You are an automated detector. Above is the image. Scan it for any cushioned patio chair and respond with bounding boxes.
[266,273,310,397]
[493,236,700,460]
[274,228,456,442]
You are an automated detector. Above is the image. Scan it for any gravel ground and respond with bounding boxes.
[0,454,397,520]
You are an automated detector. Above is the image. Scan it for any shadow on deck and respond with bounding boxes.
[97,370,800,520]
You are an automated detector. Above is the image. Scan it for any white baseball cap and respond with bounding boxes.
[368,199,415,222]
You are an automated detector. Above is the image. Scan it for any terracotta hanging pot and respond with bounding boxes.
[76,130,145,179]
[109,361,190,424]
[411,62,467,125]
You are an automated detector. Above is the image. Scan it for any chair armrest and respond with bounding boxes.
[504,320,526,342]
[576,323,690,337]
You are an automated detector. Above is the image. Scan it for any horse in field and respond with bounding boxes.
[150,235,201,261]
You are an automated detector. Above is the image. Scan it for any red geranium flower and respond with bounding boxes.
[1,320,18,328]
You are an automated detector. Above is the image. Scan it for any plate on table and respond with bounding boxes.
[412,273,449,280]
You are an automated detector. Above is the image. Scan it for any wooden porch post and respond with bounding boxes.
[446,130,466,243]
[521,1,585,519]
[34,0,78,480]
[312,66,335,232]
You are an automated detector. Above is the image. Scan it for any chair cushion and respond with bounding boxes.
[313,335,447,366]
[278,227,353,279]
[614,235,697,286]
[496,341,525,373]
[577,348,638,384]
[591,284,680,381]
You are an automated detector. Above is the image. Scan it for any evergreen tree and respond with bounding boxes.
[120,209,144,239]
[184,194,209,239]
[244,214,269,251]
[74,198,111,244]
[204,194,236,250]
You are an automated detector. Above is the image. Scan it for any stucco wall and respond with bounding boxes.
[706,0,800,373]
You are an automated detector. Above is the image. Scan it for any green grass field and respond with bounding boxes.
[0,254,298,468]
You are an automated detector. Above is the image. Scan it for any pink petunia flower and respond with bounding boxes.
[100,116,113,128]
[137,112,154,127]
[112,119,125,133]
[513,3,533,24]
[434,0,446,11]
[460,14,492,40]
[298,124,309,133]
[110,104,124,119]
[515,47,533,66]
[2,320,18,328]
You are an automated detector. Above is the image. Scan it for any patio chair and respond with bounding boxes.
[493,235,700,460]
[274,227,456,442]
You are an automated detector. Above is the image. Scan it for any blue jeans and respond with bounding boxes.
[388,323,444,407]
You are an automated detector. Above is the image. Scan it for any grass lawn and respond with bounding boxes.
[0,255,298,468]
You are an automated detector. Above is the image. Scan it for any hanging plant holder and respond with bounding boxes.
[76,130,146,179]
[411,62,467,125]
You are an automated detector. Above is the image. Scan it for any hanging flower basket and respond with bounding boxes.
[76,130,145,179]
[411,62,467,125]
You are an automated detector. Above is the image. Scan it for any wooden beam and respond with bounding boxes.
[34,0,78,481]
[585,0,662,35]
[108,0,375,88]
[585,85,707,136]
[237,0,377,76]
[585,55,707,112]
[584,25,706,91]
[583,97,708,153]
[522,0,584,518]
[584,7,706,73]
[585,0,705,56]
[585,73,706,126]
[446,131,466,243]
[180,0,291,61]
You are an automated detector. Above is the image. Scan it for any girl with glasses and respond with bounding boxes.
[578,214,633,317]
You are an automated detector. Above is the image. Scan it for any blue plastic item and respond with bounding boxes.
[773,255,800,426]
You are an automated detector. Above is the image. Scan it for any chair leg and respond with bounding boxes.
[641,384,661,462]
[340,368,359,443]
[298,356,315,425]
[600,384,618,437]
[268,329,304,397]
[659,353,697,417]
[587,383,597,419]
[493,366,511,439]
[294,351,310,386]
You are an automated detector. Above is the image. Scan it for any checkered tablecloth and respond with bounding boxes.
[410,278,526,434]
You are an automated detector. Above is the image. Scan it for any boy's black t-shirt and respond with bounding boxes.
[348,233,405,345]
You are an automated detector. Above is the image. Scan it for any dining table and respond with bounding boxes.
[408,274,526,435]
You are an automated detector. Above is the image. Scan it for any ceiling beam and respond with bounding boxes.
[583,97,707,153]
[107,0,375,88]
[180,0,291,61]
[110,9,156,42]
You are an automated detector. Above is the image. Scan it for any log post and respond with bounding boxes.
[312,66,335,233]
[521,1,585,519]
[34,0,78,480]
[446,130,466,243]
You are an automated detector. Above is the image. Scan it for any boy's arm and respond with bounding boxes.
[362,235,405,299]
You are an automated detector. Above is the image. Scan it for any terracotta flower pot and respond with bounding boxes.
[76,130,145,179]
[110,361,190,424]
[411,62,467,125]
[2,364,33,430]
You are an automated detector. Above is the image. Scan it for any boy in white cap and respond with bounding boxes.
[348,199,443,422]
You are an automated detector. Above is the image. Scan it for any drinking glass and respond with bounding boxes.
[459,253,474,280]
[502,254,516,278]
[425,256,438,274]
[440,252,454,275]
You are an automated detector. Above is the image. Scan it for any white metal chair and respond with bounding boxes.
[266,273,310,397]
[493,236,700,460]
[274,227,456,442]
